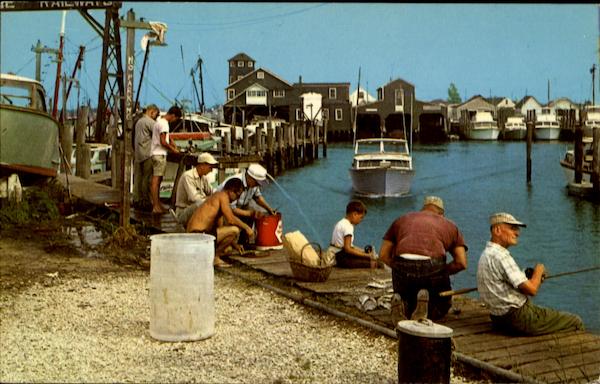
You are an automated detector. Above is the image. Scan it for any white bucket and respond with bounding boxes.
[149,233,215,341]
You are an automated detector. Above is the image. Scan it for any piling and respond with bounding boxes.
[574,122,584,184]
[525,111,535,184]
[75,106,90,179]
[593,127,600,199]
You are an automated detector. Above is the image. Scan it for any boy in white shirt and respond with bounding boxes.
[329,200,376,268]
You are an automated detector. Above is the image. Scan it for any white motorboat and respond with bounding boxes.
[559,136,593,184]
[349,138,414,197]
[583,105,600,138]
[534,107,561,140]
[467,110,499,140]
[502,116,527,140]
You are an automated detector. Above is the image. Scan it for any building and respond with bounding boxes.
[222,53,352,140]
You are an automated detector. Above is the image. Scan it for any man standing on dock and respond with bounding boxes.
[477,212,584,336]
[150,106,181,214]
[173,152,218,227]
[379,196,468,323]
[218,163,276,247]
[133,104,159,211]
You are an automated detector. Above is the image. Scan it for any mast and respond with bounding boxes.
[52,11,67,119]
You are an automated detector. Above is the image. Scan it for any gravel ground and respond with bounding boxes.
[0,265,483,383]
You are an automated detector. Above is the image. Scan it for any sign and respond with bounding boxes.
[0,1,121,11]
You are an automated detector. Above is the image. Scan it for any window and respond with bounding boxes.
[322,108,329,120]
[237,75,244,81]
[358,91,364,100]
[229,76,234,84]
[230,61,235,67]
[329,87,337,99]
[273,89,285,98]
[247,90,266,97]
[296,108,303,121]
[395,88,404,106]
[335,108,343,121]
[377,88,384,100]
[228,89,236,100]
[237,61,244,67]
[248,61,254,68]
[257,71,264,79]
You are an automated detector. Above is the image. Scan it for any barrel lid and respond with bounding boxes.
[396,319,453,338]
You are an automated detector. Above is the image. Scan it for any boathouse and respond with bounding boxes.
[415,99,450,143]
[222,53,352,140]
[515,95,543,118]
[452,95,496,138]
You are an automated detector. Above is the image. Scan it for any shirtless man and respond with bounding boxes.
[186,178,254,267]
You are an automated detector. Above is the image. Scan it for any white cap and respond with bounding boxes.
[423,196,444,212]
[247,163,268,185]
[197,152,217,165]
[489,212,526,227]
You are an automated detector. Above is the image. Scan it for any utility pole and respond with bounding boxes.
[30,40,59,82]
[591,64,596,105]
[52,11,67,119]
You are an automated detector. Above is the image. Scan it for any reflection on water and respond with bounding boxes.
[264,141,600,332]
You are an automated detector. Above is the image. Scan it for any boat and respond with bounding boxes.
[466,110,499,140]
[0,73,61,181]
[559,136,593,184]
[534,107,560,140]
[583,105,600,138]
[349,138,414,197]
[502,116,527,140]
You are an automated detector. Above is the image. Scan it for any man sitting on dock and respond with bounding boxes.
[477,212,584,336]
[187,178,255,268]
[379,196,468,323]
[217,163,276,247]
[173,152,218,227]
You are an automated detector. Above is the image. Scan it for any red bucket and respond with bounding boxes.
[256,213,283,250]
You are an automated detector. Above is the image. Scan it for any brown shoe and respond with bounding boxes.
[391,293,407,326]
[410,289,429,320]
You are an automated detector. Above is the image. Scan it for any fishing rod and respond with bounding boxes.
[439,265,600,297]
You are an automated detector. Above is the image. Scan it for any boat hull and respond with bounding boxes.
[0,105,61,177]
[534,127,560,140]
[467,128,499,140]
[349,167,414,197]
[560,160,591,184]
[502,129,527,140]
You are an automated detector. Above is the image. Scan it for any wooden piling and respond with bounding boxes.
[75,106,90,178]
[323,119,328,158]
[574,122,584,184]
[593,127,600,199]
[526,110,535,184]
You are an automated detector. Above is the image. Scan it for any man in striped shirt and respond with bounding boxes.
[477,212,584,335]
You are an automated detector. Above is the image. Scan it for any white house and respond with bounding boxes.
[350,86,377,107]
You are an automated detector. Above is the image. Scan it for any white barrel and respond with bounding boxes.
[149,233,215,341]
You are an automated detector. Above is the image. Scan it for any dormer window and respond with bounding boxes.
[257,71,264,79]
[248,62,254,68]
[329,87,337,99]
[237,61,244,67]
[273,89,285,98]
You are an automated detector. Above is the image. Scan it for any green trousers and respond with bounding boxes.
[491,299,584,336]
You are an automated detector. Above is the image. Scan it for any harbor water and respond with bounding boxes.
[264,141,600,332]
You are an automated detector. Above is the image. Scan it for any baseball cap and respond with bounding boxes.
[489,212,526,227]
[247,163,268,185]
[423,196,444,212]
[197,152,218,165]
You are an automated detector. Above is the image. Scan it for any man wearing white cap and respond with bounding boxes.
[379,196,468,323]
[217,163,276,246]
[172,152,218,227]
[477,212,584,335]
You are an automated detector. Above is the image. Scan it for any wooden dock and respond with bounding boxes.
[57,174,600,384]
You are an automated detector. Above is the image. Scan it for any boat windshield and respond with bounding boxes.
[355,140,409,155]
[0,82,46,112]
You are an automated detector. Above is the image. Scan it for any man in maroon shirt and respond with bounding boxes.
[379,196,468,323]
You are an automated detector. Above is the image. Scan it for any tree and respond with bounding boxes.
[447,83,462,103]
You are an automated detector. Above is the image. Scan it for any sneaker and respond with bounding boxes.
[391,293,407,326]
[410,289,429,320]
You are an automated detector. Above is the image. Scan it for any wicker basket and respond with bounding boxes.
[287,242,333,282]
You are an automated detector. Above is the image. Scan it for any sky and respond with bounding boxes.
[1,3,598,111]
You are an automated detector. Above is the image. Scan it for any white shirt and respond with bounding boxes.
[151,117,170,156]
[175,167,213,209]
[477,241,528,316]
[330,217,354,248]
[217,170,262,209]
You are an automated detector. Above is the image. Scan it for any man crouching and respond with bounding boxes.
[187,178,254,268]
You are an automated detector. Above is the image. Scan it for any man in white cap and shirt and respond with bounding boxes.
[217,163,276,246]
[477,212,584,335]
[379,196,468,324]
[172,152,218,227]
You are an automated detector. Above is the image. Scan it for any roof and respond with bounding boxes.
[515,95,541,109]
[228,52,255,62]
[1,72,42,85]
[226,67,292,89]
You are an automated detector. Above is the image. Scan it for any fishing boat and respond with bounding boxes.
[559,136,593,184]
[502,116,527,140]
[534,107,560,140]
[466,110,499,140]
[583,105,600,138]
[349,138,414,197]
[0,73,61,180]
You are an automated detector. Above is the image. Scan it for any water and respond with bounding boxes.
[263,141,600,332]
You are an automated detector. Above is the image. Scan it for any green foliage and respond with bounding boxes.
[0,186,61,226]
[448,83,462,103]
